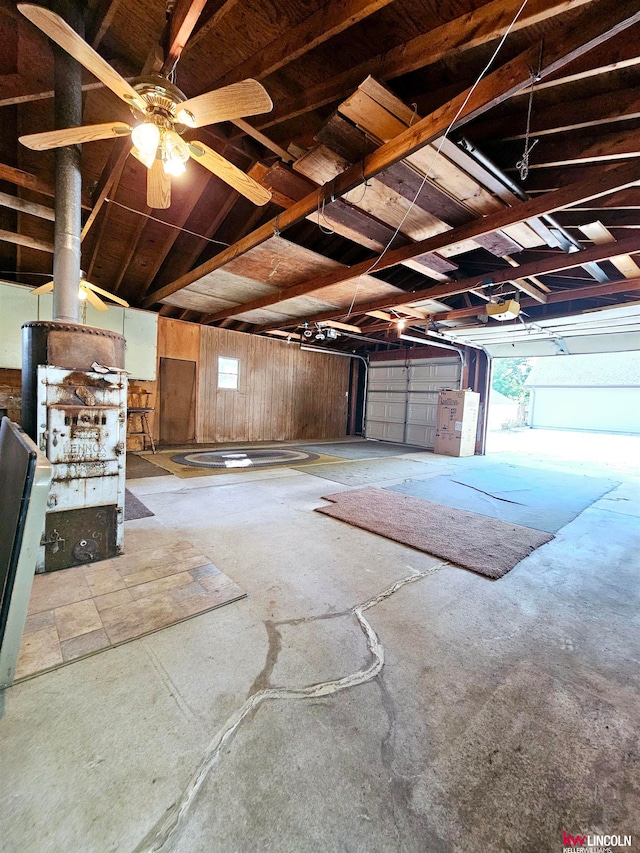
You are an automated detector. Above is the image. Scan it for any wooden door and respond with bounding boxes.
[159,358,196,445]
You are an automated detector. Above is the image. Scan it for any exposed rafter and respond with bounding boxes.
[257,0,595,129]
[253,232,640,331]
[143,0,640,308]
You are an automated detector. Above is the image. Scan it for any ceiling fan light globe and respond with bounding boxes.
[164,129,190,163]
[131,121,160,156]
[131,145,156,169]
[163,157,186,176]
[78,287,87,300]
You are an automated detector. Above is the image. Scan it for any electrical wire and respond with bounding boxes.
[344,0,531,320]
[104,198,231,247]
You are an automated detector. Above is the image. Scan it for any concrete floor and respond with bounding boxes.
[0,430,638,852]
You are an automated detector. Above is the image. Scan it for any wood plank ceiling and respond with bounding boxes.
[1,0,639,352]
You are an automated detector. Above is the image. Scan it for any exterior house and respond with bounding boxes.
[525,352,640,434]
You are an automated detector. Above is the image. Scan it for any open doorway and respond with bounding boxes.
[485,352,640,478]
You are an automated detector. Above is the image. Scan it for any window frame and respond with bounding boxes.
[217,356,240,390]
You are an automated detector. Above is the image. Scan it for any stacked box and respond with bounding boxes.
[434,389,480,457]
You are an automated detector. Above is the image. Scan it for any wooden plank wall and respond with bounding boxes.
[198,325,349,443]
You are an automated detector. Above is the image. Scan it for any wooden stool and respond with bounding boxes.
[127,407,156,453]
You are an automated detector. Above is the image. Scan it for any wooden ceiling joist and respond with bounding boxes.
[254,232,640,331]
[479,87,640,142]
[499,127,640,170]
[0,162,54,199]
[160,0,209,74]
[143,0,640,308]
[0,192,54,221]
[437,275,640,321]
[199,161,640,323]
[258,0,595,129]
[0,229,54,253]
[212,0,400,90]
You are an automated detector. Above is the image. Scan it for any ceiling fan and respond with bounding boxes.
[31,272,129,311]
[17,4,273,210]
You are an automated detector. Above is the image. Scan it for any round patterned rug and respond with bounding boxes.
[170,448,320,469]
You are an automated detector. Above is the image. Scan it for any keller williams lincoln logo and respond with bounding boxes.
[563,830,633,850]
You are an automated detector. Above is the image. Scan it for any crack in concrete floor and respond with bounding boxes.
[134,562,447,852]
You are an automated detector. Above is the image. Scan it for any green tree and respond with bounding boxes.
[492,358,532,401]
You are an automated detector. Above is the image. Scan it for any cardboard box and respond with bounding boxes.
[434,389,480,457]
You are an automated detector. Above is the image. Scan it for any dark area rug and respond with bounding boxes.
[316,487,554,579]
[125,489,154,520]
[126,453,170,480]
[294,440,426,460]
[388,463,619,533]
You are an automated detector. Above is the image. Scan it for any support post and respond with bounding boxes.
[52,0,83,323]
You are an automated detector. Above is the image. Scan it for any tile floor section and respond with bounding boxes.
[16,541,246,681]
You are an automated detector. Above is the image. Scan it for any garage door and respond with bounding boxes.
[365,358,461,447]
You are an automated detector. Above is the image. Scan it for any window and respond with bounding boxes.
[218,356,239,390]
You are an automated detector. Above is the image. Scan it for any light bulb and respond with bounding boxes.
[78,287,87,301]
[164,129,190,164]
[162,157,186,176]
[131,122,160,157]
[397,318,406,331]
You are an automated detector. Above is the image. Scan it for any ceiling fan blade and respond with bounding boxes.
[18,4,148,113]
[83,280,130,307]
[147,159,171,209]
[30,280,54,295]
[81,284,108,311]
[20,122,132,152]
[179,80,273,128]
[188,141,271,206]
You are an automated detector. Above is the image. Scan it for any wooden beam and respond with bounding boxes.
[88,0,124,48]
[0,80,110,109]
[81,138,130,240]
[136,177,213,293]
[522,21,640,93]
[578,220,640,278]
[486,87,640,142]
[0,229,54,253]
[501,127,640,169]
[255,231,640,330]
[212,0,399,89]
[143,190,239,295]
[182,0,241,52]
[230,119,293,163]
[111,208,151,294]
[259,0,595,129]
[545,276,640,302]
[161,0,209,74]
[439,275,640,320]
[143,0,640,307]
[0,162,54,198]
[201,161,640,323]
[0,192,55,221]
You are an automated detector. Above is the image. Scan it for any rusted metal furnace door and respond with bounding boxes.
[159,358,196,445]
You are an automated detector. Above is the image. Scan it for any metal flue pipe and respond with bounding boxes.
[52,0,83,323]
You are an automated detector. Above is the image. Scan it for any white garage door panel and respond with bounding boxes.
[366,419,407,442]
[408,362,460,390]
[531,387,640,434]
[405,422,438,446]
[366,399,406,422]
[366,358,461,447]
